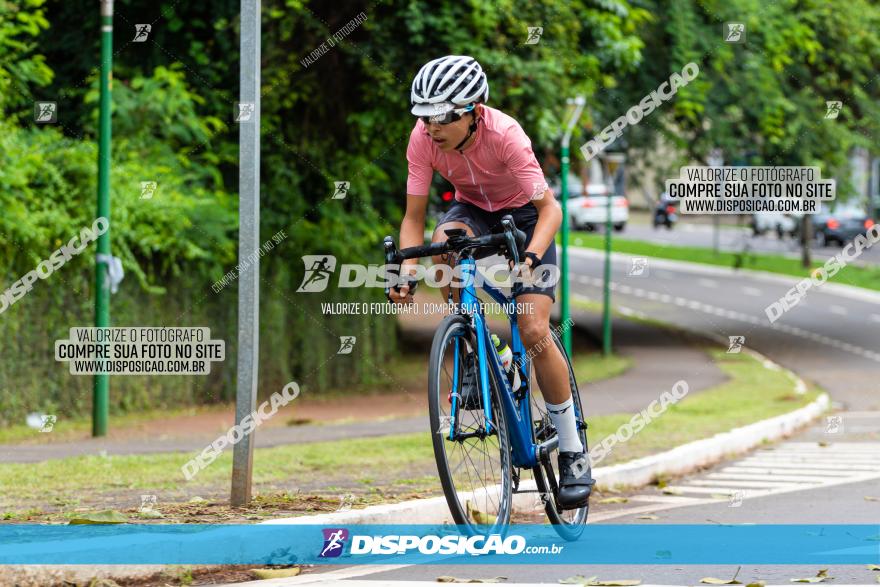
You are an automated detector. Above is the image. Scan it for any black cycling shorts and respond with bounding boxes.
[433,201,557,302]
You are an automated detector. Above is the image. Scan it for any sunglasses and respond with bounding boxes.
[419,104,475,126]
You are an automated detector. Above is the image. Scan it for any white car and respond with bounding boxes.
[566,183,629,232]
[751,212,796,238]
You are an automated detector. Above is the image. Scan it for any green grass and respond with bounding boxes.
[0,347,817,512]
[572,352,633,384]
[565,231,880,292]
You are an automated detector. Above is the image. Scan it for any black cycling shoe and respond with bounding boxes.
[458,353,482,410]
[557,451,595,510]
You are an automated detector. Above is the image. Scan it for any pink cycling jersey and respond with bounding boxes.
[406,105,552,212]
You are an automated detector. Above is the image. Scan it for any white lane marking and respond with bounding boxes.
[830,304,848,315]
[870,313,880,323]
[269,564,410,584]
[687,479,809,489]
[703,473,827,483]
[660,485,766,495]
[739,461,880,471]
[570,273,880,363]
[698,278,719,288]
[742,286,763,297]
[718,467,856,477]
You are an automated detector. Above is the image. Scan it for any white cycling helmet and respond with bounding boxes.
[410,55,489,116]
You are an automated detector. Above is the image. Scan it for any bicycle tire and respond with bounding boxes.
[529,329,590,541]
[427,314,512,535]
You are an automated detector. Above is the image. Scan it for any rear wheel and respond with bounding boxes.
[428,314,512,535]
[527,330,590,541]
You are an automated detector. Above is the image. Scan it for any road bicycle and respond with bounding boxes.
[383,215,590,541]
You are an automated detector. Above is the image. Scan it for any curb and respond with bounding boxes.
[264,390,830,525]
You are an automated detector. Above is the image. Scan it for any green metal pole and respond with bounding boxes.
[560,145,571,356]
[602,185,612,356]
[93,0,113,437]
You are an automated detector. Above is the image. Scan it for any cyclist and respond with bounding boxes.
[388,55,593,509]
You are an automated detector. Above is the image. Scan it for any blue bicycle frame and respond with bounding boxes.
[447,256,556,470]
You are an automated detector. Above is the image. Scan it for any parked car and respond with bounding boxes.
[811,201,875,247]
[566,182,629,232]
[752,212,797,238]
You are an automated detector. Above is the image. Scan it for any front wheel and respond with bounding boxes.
[529,329,590,541]
[428,314,512,535]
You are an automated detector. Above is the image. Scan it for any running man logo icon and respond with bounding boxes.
[140,181,158,199]
[319,528,349,558]
[628,257,649,277]
[297,255,337,292]
[332,181,350,200]
[39,414,57,433]
[235,102,255,122]
[133,24,151,42]
[728,490,745,508]
[724,23,746,43]
[139,494,158,513]
[34,102,57,123]
[825,415,843,434]
[824,101,842,119]
[336,493,355,512]
[727,335,745,353]
[525,27,543,44]
[337,336,356,355]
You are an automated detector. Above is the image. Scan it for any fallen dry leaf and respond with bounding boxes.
[250,568,301,580]
[867,564,880,570]
[662,488,684,495]
[700,578,741,585]
[790,569,832,583]
[865,496,880,502]
[598,497,629,504]
[636,515,659,520]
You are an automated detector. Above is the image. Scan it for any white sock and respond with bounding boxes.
[545,398,583,453]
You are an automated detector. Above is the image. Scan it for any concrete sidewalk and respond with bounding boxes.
[0,307,726,464]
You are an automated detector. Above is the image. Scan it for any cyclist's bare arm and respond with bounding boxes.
[526,189,561,258]
[389,194,428,304]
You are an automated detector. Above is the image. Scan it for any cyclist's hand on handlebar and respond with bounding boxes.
[388,282,414,304]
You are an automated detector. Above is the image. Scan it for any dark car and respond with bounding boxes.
[811,201,875,247]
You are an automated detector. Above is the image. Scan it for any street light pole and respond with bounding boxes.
[93,0,113,437]
[600,152,625,357]
[560,96,585,356]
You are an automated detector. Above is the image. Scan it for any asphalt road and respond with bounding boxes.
[267,247,880,586]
